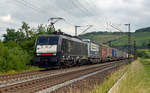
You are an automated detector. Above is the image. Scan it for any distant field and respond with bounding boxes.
[80,32,126,44]
[80,31,150,48]
[110,32,150,47]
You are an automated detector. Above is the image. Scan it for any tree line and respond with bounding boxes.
[0,22,56,72]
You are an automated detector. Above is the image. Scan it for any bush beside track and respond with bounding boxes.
[0,41,31,73]
[0,22,52,73]
[136,49,150,58]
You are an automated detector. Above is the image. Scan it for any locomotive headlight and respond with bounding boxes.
[53,53,56,55]
[37,53,40,56]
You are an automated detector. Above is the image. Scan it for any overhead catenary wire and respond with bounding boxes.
[15,0,45,15]
[10,0,110,35]
[72,0,107,31]
[69,0,91,17]
[15,0,59,21]
[77,0,97,16]
[45,0,76,26]
[14,0,61,30]
[82,0,117,32]
[45,0,94,30]
[66,0,99,28]
[18,0,76,28]
[79,25,93,35]
[15,0,100,25]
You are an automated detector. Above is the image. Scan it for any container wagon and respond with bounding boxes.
[83,39,100,63]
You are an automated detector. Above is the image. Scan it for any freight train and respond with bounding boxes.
[34,32,128,68]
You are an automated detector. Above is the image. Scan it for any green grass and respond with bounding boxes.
[140,59,150,91]
[104,58,150,93]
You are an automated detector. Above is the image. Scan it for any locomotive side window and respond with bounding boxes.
[61,39,67,54]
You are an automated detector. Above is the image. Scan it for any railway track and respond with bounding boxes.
[0,60,127,93]
[0,61,119,87]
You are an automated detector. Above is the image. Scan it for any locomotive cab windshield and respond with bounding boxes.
[37,36,58,45]
[36,36,59,56]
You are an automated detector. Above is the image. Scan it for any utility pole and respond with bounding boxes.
[48,17,64,32]
[125,24,131,59]
[134,40,136,59]
[107,22,132,59]
[109,41,112,47]
[75,26,81,36]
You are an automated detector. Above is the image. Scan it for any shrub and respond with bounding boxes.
[0,42,31,72]
[136,49,150,58]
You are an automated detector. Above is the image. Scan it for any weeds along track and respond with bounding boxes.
[0,60,127,93]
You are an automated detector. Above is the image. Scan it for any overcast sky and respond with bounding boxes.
[0,0,149,37]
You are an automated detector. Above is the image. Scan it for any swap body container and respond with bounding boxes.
[108,48,112,57]
[99,44,108,59]
[83,39,100,59]
[112,48,117,57]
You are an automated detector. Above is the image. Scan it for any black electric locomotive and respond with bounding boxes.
[34,34,88,68]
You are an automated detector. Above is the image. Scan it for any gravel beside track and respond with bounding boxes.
[52,61,127,93]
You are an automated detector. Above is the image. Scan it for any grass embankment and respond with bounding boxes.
[0,66,42,75]
[90,64,128,93]
[93,58,150,93]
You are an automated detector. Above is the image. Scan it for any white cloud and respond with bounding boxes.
[0,14,12,22]
[0,0,150,36]
[96,0,114,9]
